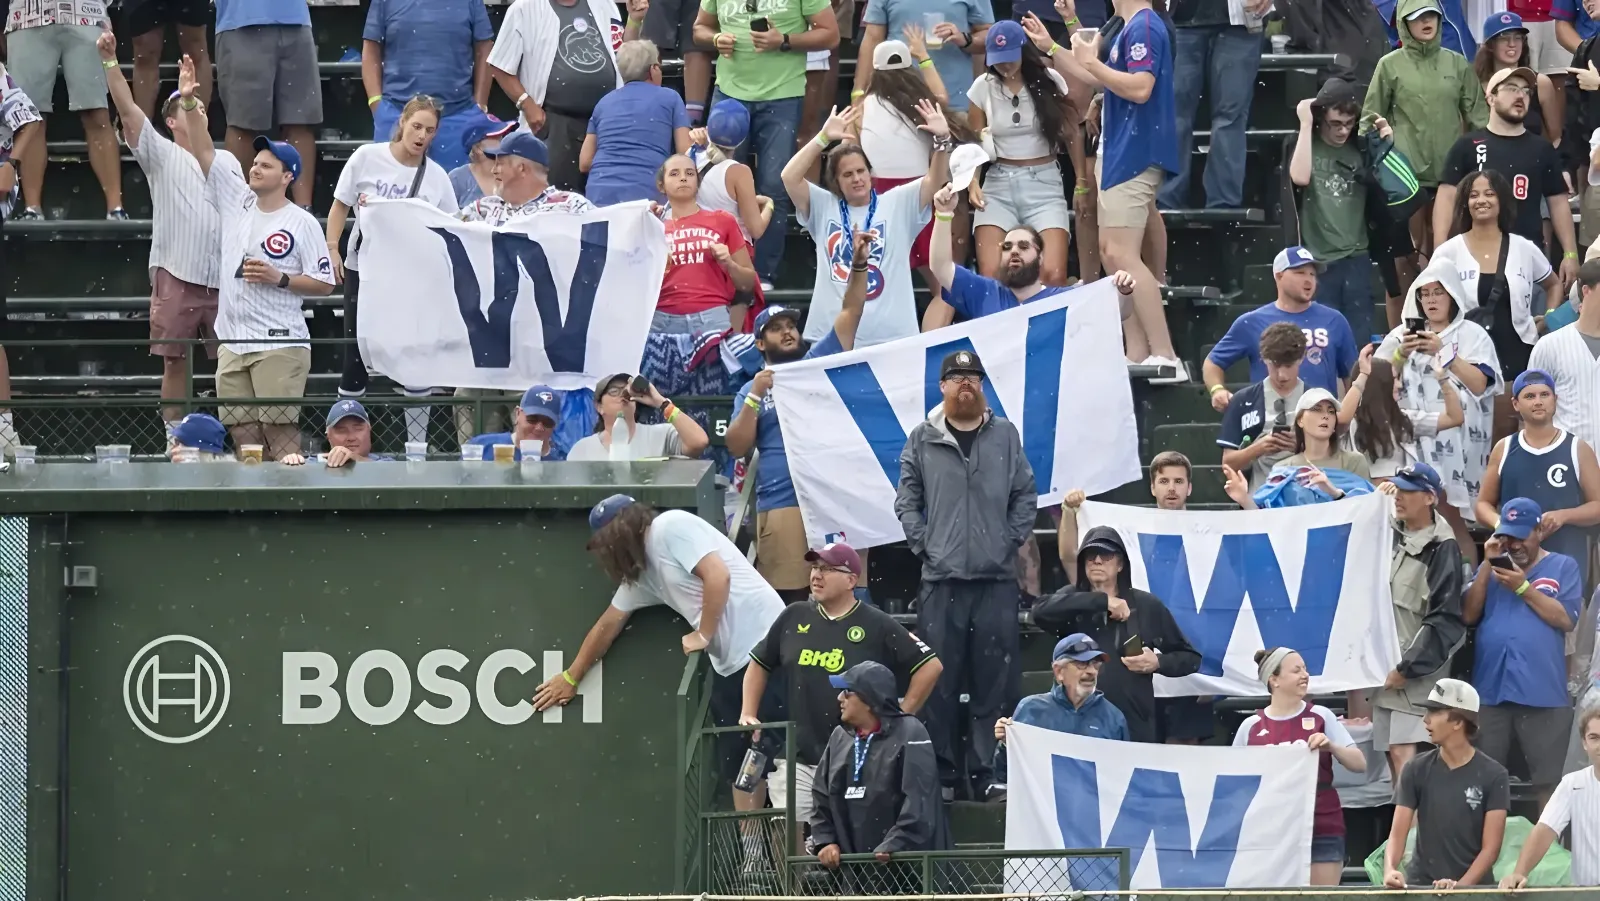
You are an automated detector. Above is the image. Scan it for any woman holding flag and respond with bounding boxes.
[1234,647,1366,885]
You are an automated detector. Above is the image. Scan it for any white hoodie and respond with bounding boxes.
[1376,259,1502,514]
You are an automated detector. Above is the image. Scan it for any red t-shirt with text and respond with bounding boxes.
[659,209,747,316]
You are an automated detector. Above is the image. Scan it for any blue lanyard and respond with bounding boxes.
[838,190,878,250]
[852,733,874,782]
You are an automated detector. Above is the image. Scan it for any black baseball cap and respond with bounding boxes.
[940,350,986,380]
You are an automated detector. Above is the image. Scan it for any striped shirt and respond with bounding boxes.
[460,186,595,226]
[206,154,334,354]
[0,70,40,219]
[1538,766,1600,885]
[1529,326,1600,454]
[131,118,219,289]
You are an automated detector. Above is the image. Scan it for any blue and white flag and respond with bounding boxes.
[1004,723,1316,889]
[769,281,1141,550]
[1078,493,1400,698]
[355,199,666,391]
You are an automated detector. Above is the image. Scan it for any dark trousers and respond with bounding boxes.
[339,267,367,396]
[542,110,590,195]
[916,578,1019,794]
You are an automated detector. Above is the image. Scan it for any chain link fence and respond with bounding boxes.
[786,849,1129,897]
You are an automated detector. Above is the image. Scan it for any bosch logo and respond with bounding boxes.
[262,230,295,259]
[123,635,231,744]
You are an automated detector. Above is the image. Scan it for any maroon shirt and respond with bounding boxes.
[1244,701,1344,837]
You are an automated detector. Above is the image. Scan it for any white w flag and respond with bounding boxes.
[354,198,666,391]
[769,281,1141,550]
[1078,493,1400,698]
[1004,723,1316,889]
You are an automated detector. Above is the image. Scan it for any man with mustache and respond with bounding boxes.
[894,349,1037,800]
[1434,66,1577,285]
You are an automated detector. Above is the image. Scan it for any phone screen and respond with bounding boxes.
[1488,554,1516,571]
[750,16,769,31]
[1121,635,1143,657]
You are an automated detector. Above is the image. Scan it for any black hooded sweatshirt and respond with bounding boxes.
[1031,526,1203,743]
[810,664,946,856]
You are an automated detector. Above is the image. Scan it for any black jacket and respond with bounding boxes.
[1031,526,1202,743]
[1565,37,1600,175]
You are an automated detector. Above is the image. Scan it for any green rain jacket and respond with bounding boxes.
[1362,0,1488,187]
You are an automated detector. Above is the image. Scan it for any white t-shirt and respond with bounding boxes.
[608,509,784,676]
[334,142,458,271]
[799,180,928,347]
[859,95,931,180]
[1432,233,1554,346]
[1538,765,1600,885]
[566,421,685,461]
[207,154,336,353]
[132,117,219,289]
[966,70,1070,161]
[1231,704,1356,748]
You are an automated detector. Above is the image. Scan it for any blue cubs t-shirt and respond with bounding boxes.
[1205,301,1359,395]
[1100,8,1179,190]
[731,330,846,512]
[1474,550,1583,708]
[363,0,494,113]
[942,265,1075,320]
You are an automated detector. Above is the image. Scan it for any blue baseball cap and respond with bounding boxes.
[326,398,370,426]
[1494,497,1543,540]
[519,384,560,423]
[171,412,226,454]
[986,20,1025,65]
[252,135,302,182]
[1390,462,1444,498]
[1513,369,1556,398]
[1483,11,1526,41]
[460,113,516,157]
[485,130,549,167]
[753,305,802,337]
[706,99,750,148]
[589,494,637,532]
[1273,245,1322,274]
[1053,633,1108,663]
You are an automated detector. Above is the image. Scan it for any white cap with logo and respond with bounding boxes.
[1421,678,1481,714]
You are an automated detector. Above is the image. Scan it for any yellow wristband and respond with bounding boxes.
[1515,579,1531,596]
[1074,186,1089,196]
[850,89,865,99]
[1565,251,1580,260]
[102,59,117,69]
[628,15,643,24]
[665,402,681,423]
[1064,15,1080,26]
[814,132,830,149]
[918,58,934,69]
[1392,350,1405,365]
[1049,42,1063,55]
[1208,384,1226,395]
[561,670,578,686]
[935,212,955,221]
[367,95,382,107]
[744,395,762,410]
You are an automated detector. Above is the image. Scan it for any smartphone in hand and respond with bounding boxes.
[1121,634,1144,657]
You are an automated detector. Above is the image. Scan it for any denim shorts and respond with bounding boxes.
[651,306,730,336]
[1311,833,1346,864]
[974,161,1071,234]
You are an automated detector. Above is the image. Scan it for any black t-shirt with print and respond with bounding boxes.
[1397,747,1511,885]
[544,0,617,116]
[1440,130,1565,247]
[750,600,937,765]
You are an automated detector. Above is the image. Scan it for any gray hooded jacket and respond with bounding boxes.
[894,405,1038,581]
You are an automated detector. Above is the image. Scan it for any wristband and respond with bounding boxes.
[1392,350,1406,365]
[814,132,831,149]
[1515,579,1531,596]
[1074,186,1089,196]
[561,670,578,686]
[180,96,198,111]
[744,395,762,410]
[665,402,681,423]
[628,15,643,24]
[850,89,865,99]
[1049,42,1063,55]
[1207,384,1226,395]
[367,95,381,107]
[918,58,934,69]
[102,58,117,69]
[1064,15,1080,26]
[851,263,870,272]
[1566,250,1580,260]
[934,212,955,221]
[515,92,531,107]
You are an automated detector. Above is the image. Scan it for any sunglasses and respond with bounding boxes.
[1010,91,1021,126]
[1057,642,1104,661]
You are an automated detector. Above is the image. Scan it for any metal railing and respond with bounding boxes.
[785,849,1130,897]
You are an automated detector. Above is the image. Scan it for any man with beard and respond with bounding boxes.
[1435,67,1578,278]
[923,184,1135,324]
[894,350,1037,800]
[728,233,870,602]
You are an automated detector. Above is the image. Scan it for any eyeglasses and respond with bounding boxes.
[943,374,982,386]
[603,386,633,398]
[1496,84,1533,96]
[1324,117,1356,132]
[811,562,854,575]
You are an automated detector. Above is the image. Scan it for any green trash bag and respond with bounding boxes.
[1363,815,1572,886]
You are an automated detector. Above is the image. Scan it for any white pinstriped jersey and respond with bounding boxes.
[1538,766,1600,885]
[0,68,40,219]
[1529,326,1600,456]
[131,118,219,289]
[206,154,334,354]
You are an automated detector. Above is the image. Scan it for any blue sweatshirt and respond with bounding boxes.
[994,684,1130,784]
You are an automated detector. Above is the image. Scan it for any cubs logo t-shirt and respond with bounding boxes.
[798,180,929,347]
[1204,301,1359,395]
[1099,7,1179,191]
[1440,130,1564,246]
[207,154,335,354]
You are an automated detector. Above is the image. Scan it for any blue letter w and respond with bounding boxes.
[1053,755,1260,888]
[1137,528,1349,676]
[823,306,1067,485]
[430,223,609,371]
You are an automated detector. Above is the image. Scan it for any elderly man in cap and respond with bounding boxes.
[282,399,384,467]
[464,384,565,461]
[991,633,1130,800]
[168,413,231,461]
[728,232,869,601]
[460,130,597,225]
[1466,496,1582,809]
[810,661,943,868]
[566,373,709,462]
[1373,463,1467,788]
[895,349,1036,801]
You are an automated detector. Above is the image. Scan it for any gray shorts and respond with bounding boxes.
[1371,704,1429,751]
[1477,702,1574,788]
[215,25,323,131]
[641,0,700,53]
[7,23,109,114]
[974,161,1071,234]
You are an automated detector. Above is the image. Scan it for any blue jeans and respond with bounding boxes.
[711,88,802,280]
[1316,254,1375,347]
[373,98,477,171]
[651,306,731,335]
[1158,25,1262,210]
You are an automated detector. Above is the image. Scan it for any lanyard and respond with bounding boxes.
[852,733,874,783]
[838,190,879,251]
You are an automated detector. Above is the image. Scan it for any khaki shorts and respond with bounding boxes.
[1524,19,1568,75]
[216,346,310,426]
[1371,704,1429,751]
[766,760,817,828]
[1096,158,1163,230]
[757,506,811,591]
[149,268,219,358]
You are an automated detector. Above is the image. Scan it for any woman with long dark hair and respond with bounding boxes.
[966,20,1074,285]
[1222,388,1373,509]
[653,154,756,335]
[1472,13,1558,140]
[1338,345,1465,479]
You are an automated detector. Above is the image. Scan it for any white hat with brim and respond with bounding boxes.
[949,143,989,192]
[1403,5,1442,20]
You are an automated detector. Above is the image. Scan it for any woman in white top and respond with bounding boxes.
[780,102,950,347]
[567,373,710,461]
[1338,344,1464,479]
[325,95,460,408]
[1377,259,1501,562]
[966,20,1074,285]
[1430,170,1560,440]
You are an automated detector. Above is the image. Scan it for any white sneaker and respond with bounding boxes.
[1144,356,1189,385]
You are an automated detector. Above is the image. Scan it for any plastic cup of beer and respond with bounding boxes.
[460,446,484,462]
[492,443,516,463]
[240,444,264,464]
[405,441,427,462]
[13,445,36,465]
[924,12,946,46]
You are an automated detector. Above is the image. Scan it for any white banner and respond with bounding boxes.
[1078,493,1400,698]
[769,281,1141,550]
[354,198,666,391]
[1004,722,1316,889]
